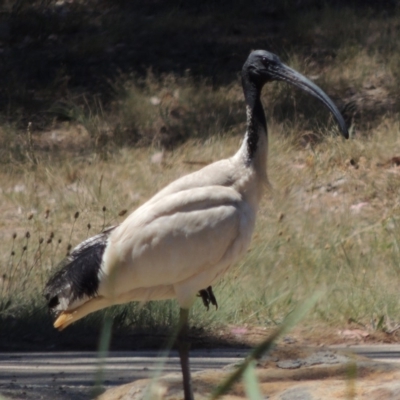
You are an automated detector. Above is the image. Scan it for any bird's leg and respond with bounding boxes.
[206,286,218,309]
[178,308,194,400]
[197,286,218,311]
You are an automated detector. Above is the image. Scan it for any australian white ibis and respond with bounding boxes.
[44,50,348,400]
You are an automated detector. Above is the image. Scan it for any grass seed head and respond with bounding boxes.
[25,231,30,239]
[118,209,127,217]
[74,211,80,219]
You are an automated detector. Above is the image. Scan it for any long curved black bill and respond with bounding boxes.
[274,65,349,139]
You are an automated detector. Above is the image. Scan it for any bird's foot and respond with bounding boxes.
[197,286,218,311]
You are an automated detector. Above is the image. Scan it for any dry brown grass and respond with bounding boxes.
[1,113,400,341]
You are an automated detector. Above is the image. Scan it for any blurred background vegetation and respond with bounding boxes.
[0,0,399,155]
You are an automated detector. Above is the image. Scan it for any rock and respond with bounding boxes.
[280,388,314,400]
[97,346,400,400]
[277,359,303,369]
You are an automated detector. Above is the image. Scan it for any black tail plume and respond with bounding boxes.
[43,226,116,318]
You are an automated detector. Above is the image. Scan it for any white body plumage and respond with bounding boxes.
[52,133,268,328]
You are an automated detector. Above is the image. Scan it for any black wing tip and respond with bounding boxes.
[43,229,114,315]
[43,278,64,319]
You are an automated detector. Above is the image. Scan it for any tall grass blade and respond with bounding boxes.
[346,358,357,400]
[91,314,113,397]
[243,360,263,400]
[143,312,186,400]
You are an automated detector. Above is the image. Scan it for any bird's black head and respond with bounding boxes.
[242,50,283,86]
[242,50,349,139]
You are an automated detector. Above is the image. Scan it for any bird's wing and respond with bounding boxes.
[100,185,254,301]
[146,159,238,204]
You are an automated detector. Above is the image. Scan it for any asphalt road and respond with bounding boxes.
[1,346,400,400]
[0,349,248,400]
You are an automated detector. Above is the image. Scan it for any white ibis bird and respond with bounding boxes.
[44,50,348,400]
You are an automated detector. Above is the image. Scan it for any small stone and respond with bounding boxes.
[151,152,164,164]
[277,359,303,369]
[150,96,161,105]
[280,387,314,400]
[283,336,296,344]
